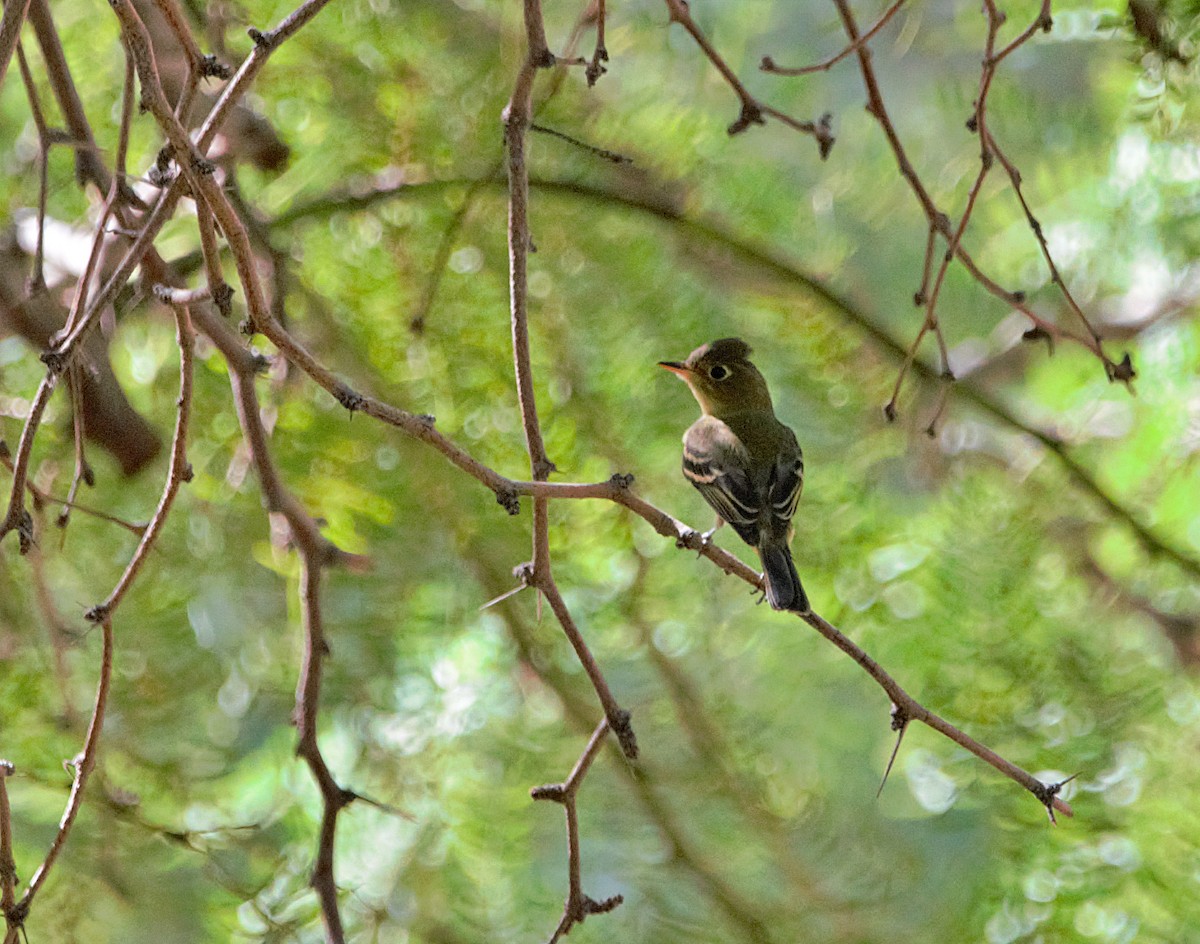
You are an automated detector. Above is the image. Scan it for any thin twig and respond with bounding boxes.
[661,0,833,155]
[825,0,1124,393]
[531,719,623,944]
[0,0,33,92]
[503,0,637,761]
[410,178,487,333]
[14,42,49,290]
[0,761,16,942]
[57,362,93,530]
[190,304,362,943]
[17,617,114,916]
[1,442,145,534]
[294,554,354,944]
[761,0,907,75]
[25,0,114,193]
[195,200,233,317]
[586,0,607,86]
[84,304,195,624]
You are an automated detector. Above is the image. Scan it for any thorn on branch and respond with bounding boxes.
[149,149,175,187]
[513,561,536,587]
[966,114,978,133]
[877,704,909,797]
[727,102,765,136]
[529,123,632,164]
[1034,773,1077,824]
[247,27,276,49]
[610,708,638,760]
[180,463,194,483]
[883,400,898,423]
[8,899,29,926]
[913,290,926,306]
[1039,13,1053,32]
[213,283,235,318]
[84,602,110,624]
[1021,326,1054,355]
[584,894,624,915]
[332,383,365,413]
[530,783,567,802]
[1105,353,1136,384]
[199,54,233,80]
[586,46,608,87]
[11,509,35,555]
[496,487,521,516]
[39,350,68,375]
[1011,290,1026,303]
[816,112,835,160]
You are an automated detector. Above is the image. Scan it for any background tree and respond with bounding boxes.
[1,0,1199,941]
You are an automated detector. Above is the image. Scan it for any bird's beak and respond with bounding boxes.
[657,360,690,377]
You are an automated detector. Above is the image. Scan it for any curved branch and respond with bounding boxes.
[15,617,114,919]
[85,303,195,624]
[271,175,1200,581]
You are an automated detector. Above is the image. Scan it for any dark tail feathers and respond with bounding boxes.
[759,542,810,613]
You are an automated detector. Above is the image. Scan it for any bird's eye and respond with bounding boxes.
[708,364,730,381]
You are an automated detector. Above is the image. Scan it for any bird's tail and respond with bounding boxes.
[758,541,810,613]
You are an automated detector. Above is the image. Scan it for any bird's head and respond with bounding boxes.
[658,337,774,417]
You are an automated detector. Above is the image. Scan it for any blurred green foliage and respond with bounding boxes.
[2,0,1200,941]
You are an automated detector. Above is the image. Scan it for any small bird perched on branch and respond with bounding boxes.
[659,338,809,613]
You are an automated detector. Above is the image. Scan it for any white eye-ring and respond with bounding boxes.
[708,364,730,381]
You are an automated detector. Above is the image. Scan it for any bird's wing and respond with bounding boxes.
[682,421,761,542]
[768,445,804,526]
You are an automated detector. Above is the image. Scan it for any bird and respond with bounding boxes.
[658,337,809,613]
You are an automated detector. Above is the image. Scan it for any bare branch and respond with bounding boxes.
[0,0,33,93]
[761,0,907,75]
[661,0,833,154]
[0,761,15,942]
[17,617,114,917]
[84,304,195,624]
[294,554,354,944]
[531,719,622,943]
[14,43,49,290]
